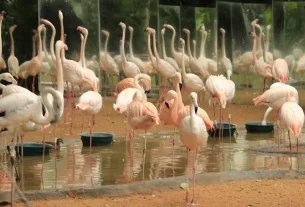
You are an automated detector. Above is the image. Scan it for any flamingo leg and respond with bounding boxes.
[297,137,299,154]
[64,81,70,123]
[191,149,198,204]
[218,107,221,146]
[185,148,190,204]
[228,102,232,144]
[263,78,266,92]
[89,115,93,148]
[80,113,84,133]
[142,130,147,180]
[288,131,292,154]
[10,131,18,207]
[32,76,36,93]
[172,127,176,176]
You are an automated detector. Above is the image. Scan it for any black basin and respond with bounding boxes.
[14,142,53,156]
[245,122,274,133]
[208,122,237,137]
[80,132,114,147]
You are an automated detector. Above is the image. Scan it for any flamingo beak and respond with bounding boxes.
[145,90,150,94]
[195,106,198,114]
[165,102,170,109]
[179,83,183,90]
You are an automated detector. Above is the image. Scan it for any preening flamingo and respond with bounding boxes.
[179,38,205,102]
[114,77,148,98]
[160,28,180,72]
[163,24,191,73]
[26,24,45,92]
[265,58,289,83]
[8,25,19,79]
[0,73,17,86]
[0,11,6,70]
[113,73,151,114]
[279,90,304,153]
[219,28,232,80]
[183,28,207,76]
[119,22,141,78]
[128,26,145,72]
[178,92,208,204]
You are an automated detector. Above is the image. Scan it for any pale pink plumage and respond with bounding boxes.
[267,58,289,83]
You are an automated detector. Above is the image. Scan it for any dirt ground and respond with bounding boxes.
[14,178,305,207]
[19,92,278,143]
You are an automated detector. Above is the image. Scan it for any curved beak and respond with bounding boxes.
[165,102,170,109]
[179,83,183,90]
[12,78,18,85]
[195,106,198,114]
[145,90,150,94]
[193,97,198,114]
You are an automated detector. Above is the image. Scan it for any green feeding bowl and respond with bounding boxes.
[245,122,274,133]
[15,142,52,156]
[208,122,237,137]
[80,132,114,147]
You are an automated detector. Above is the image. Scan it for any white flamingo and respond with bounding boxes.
[160,28,180,72]
[128,26,145,72]
[183,28,207,76]
[179,92,208,204]
[219,28,232,80]
[7,25,19,79]
[119,22,141,78]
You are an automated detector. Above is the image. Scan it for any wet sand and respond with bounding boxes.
[15,178,305,207]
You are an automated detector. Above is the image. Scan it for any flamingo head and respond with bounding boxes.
[179,38,185,47]
[0,73,17,85]
[190,92,198,114]
[9,25,17,33]
[101,29,109,36]
[200,25,205,33]
[254,23,262,32]
[249,31,257,39]
[219,28,225,34]
[182,28,190,35]
[32,31,37,41]
[164,90,177,109]
[161,28,165,35]
[0,11,5,20]
[37,24,45,33]
[56,40,68,52]
[251,19,259,27]
[119,22,126,29]
[144,27,155,34]
[58,10,63,20]
[128,26,134,32]
[77,26,88,36]
[163,24,173,30]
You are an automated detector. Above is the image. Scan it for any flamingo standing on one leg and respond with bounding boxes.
[279,90,304,154]
[178,92,208,204]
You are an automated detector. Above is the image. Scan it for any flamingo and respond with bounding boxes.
[256,24,273,65]
[113,73,151,115]
[219,28,232,80]
[178,38,205,102]
[160,28,180,72]
[100,29,119,90]
[7,25,19,79]
[178,92,208,204]
[198,25,217,75]
[0,73,17,86]
[265,58,289,83]
[145,27,176,106]
[26,24,45,92]
[249,31,273,91]
[119,22,141,78]
[279,90,304,153]
[0,11,6,70]
[128,26,145,72]
[183,28,207,76]
[114,78,148,98]
[163,24,191,73]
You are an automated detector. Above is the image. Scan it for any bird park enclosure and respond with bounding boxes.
[0,0,305,206]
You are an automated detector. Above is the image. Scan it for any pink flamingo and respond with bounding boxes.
[114,78,148,97]
[265,58,289,83]
[279,90,304,154]
[178,92,208,204]
[26,24,45,92]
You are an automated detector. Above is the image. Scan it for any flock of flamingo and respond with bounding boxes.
[0,8,303,205]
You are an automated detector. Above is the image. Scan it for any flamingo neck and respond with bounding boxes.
[257,28,262,52]
[134,74,143,90]
[252,35,257,64]
[186,32,192,58]
[201,32,207,58]
[43,29,48,58]
[60,17,65,58]
[9,30,14,56]
[147,33,154,60]
[32,37,36,58]
[0,19,2,57]
[55,45,64,95]
[129,29,134,57]
[79,36,84,66]
[152,32,160,60]
[82,32,88,68]
[266,28,270,52]
[221,32,226,58]
[193,41,197,59]
[174,78,184,109]
[169,27,177,55]
[37,29,43,60]
[49,24,56,63]
[161,32,167,58]
[104,34,109,57]
[181,45,186,77]
[170,92,179,126]
[121,26,127,64]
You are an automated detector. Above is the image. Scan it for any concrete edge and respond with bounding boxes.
[1,169,305,202]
